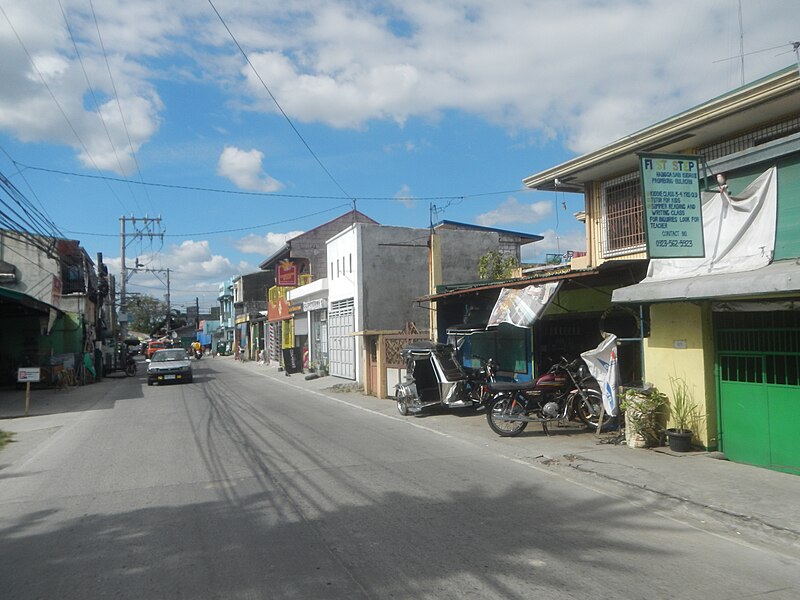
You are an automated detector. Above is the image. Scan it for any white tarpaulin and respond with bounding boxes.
[580,334,619,416]
[486,281,561,328]
[647,167,777,281]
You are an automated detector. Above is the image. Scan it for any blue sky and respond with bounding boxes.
[1,0,798,310]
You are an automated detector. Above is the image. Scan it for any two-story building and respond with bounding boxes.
[261,210,378,370]
[523,65,800,474]
[0,230,107,385]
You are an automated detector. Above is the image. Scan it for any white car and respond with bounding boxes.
[146,348,193,386]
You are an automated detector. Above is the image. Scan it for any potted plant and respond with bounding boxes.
[666,375,703,452]
[620,385,667,448]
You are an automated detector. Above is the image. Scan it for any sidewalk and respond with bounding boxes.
[3,357,799,555]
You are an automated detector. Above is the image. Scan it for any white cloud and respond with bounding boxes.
[476,197,552,227]
[108,239,256,306]
[235,230,305,255]
[217,145,284,192]
[394,184,416,208]
[1,0,799,173]
[521,228,587,263]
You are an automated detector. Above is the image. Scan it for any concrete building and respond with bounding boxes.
[523,65,800,474]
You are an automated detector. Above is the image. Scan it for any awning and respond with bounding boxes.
[0,286,62,316]
[612,259,800,304]
[419,267,598,303]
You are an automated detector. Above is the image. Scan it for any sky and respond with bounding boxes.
[1,0,799,311]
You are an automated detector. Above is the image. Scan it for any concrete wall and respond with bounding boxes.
[359,224,430,332]
[289,211,377,280]
[644,301,717,448]
[1,232,60,304]
[433,229,499,288]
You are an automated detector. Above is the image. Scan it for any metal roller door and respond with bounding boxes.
[329,298,355,380]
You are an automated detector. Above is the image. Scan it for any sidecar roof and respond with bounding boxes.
[401,340,453,358]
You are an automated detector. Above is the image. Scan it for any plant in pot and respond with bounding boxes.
[620,385,667,448]
[666,375,703,452]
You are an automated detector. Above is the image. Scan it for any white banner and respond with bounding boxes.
[486,282,561,329]
[580,334,619,416]
[647,167,777,281]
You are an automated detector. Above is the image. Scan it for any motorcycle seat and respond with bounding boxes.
[488,380,537,392]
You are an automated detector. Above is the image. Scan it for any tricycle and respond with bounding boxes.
[394,341,497,415]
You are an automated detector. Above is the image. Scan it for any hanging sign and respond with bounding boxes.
[277,260,298,286]
[639,153,705,258]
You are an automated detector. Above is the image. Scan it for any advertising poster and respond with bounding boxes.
[639,153,705,258]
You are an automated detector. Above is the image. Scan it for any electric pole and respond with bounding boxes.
[119,215,164,340]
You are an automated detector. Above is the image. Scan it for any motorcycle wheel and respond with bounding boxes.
[486,395,528,437]
[574,389,617,432]
[396,390,410,416]
[125,363,136,377]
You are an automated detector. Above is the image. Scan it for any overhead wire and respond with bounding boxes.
[0,4,130,213]
[88,0,155,215]
[58,0,142,213]
[206,0,353,201]
[15,161,530,203]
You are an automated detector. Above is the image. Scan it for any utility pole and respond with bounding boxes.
[119,215,164,341]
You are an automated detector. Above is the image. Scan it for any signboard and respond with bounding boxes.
[17,367,41,383]
[277,260,298,287]
[639,153,705,258]
[303,298,328,312]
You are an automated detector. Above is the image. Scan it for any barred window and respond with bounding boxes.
[602,173,645,257]
[698,116,800,162]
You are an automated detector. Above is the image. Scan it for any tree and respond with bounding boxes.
[478,251,518,280]
[128,295,169,335]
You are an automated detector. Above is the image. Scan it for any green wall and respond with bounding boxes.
[724,153,800,260]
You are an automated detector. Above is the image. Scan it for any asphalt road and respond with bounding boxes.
[1,358,799,599]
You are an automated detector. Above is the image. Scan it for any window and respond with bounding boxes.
[349,253,352,273]
[601,172,645,257]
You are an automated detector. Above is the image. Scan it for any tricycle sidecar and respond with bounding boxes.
[395,341,473,415]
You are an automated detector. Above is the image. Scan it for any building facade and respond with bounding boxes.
[523,66,800,474]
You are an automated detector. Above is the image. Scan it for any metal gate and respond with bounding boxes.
[716,310,800,474]
[328,298,355,380]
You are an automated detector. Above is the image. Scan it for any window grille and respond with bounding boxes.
[698,116,800,162]
[601,172,645,257]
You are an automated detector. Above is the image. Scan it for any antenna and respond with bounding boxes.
[738,0,745,86]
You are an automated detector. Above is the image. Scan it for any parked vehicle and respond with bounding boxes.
[395,341,498,415]
[485,356,614,437]
[146,348,193,386]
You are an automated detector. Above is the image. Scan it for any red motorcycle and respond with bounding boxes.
[485,357,615,437]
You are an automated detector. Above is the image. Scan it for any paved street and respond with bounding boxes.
[1,357,799,599]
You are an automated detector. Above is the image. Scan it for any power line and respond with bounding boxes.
[63,203,352,238]
[207,0,352,200]
[88,0,155,214]
[16,161,531,203]
[0,4,130,213]
[58,0,142,213]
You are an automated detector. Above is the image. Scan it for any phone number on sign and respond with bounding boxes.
[655,239,694,247]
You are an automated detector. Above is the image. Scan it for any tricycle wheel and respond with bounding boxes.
[486,395,528,437]
[395,391,410,416]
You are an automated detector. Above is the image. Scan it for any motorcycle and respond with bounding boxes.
[395,342,499,415]
[124,354,137,377]
[194,348,203,360]
[484,357,615,437]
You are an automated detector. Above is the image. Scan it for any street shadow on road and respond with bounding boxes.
[0,474,692,599]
